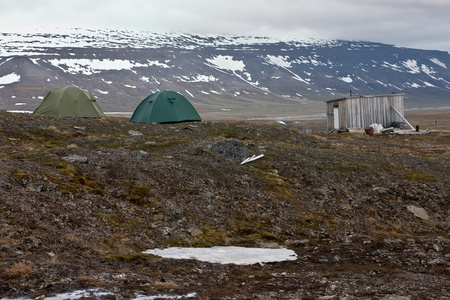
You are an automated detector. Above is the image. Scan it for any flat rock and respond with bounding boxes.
[62,155,88,163]
[406,205,430,220]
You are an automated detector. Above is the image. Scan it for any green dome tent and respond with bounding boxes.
[33,86,106,118]
[130,90,201,124]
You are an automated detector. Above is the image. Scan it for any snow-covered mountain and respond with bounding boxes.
[1,28,449,117]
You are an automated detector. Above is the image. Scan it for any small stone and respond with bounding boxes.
[128,130,143,136]
[284,239,309,246]
[406,205,430,220]
[26,182,44,192]
[189,227,203,237]
[63,155,88,163]
[137,150,149,156]
[381,295,411,300]
[372,186,391,194]
[208,139,250,163]
[432,244,443,252]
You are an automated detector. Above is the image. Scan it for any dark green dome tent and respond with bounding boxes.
[130,90,201,124]
[33,86,106,118]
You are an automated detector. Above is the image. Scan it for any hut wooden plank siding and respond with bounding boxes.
[326,94,405,131]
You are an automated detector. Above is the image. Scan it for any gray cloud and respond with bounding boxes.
[1,0,449,51]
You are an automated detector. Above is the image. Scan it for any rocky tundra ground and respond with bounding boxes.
[0,111,448,299]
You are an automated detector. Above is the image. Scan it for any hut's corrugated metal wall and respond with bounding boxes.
[326,94,404,131]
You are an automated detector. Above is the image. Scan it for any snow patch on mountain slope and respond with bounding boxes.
[265,55,310,84]
[0,57,14,66]
[175,74,218,83]
[1,28,341,57]
[206,55,245,72]
[420,64,437,77]
[382,61,403,72]
[206,55,268,89]
[403,59,420,74]
[147,60,171,68]
[267,55,292,68]
[339,75,353,83]
[47,58,147,75]
[429,58,447,69]
[0,73,20,84]
[1,28,449,106]
[185,90,194,98]
[420,80,436,87]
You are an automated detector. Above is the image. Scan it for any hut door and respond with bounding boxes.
[333,106,339,129]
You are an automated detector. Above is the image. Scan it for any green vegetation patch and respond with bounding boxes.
[123,183,151,205]
[106,254,154,262]
[405,172,441,182]
[44,161,108,195]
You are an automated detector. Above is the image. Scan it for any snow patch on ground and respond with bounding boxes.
[142,246,297,265]
[1,247,296,299]
[0,289,196,300]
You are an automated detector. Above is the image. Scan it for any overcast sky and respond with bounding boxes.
[1,0,449,52]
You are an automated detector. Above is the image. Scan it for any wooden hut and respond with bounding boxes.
[326,93,412,131]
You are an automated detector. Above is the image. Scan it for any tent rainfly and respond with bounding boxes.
[130,90,201,124]
[33,86,106,118]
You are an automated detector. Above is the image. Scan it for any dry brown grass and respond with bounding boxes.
[405,110,450,131]
[4,263,32,278]
[154,280,182,291]
[47,125,60,133]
